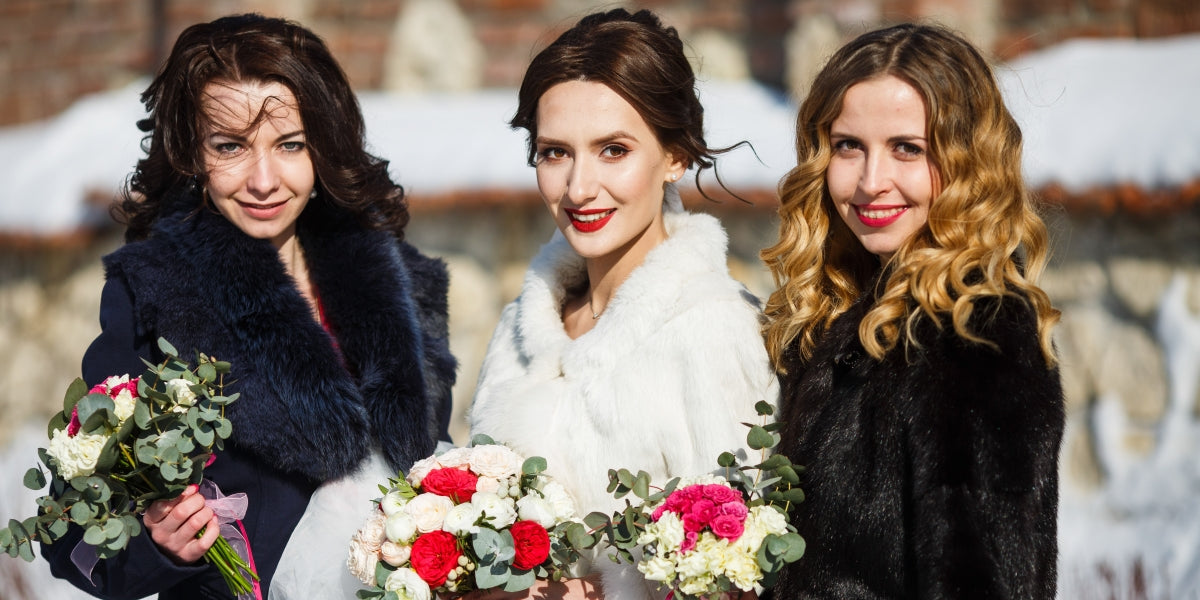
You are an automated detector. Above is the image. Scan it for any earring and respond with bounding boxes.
[310,188,318,199]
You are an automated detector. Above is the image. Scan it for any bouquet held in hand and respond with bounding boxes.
[588,401,806,599]
[0,337,257,597]
[348,436,590,600]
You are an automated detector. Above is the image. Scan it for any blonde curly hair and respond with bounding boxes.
[762,23,1059,371]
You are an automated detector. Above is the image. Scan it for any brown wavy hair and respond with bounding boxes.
[510,8,740,196]
[761,23,1059,371]
[117,13,408,241]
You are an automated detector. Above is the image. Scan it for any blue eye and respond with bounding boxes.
[281,141,306,153]
[214,142,241,155]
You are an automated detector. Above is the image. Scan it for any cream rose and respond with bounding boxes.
[538,481,577,522]
[380,540,412,567]
[467,444,523,479]
[472,492,517,529]
[386,511,419,544]
[404,493,454,533]
[406,455,441,487]
[383,567,432,600]
[347,531,382,584]
[475,476,502,495]
[515,495,556,529]
[442,502,483,536]
[380,490,410,516]
[435,447,474,469]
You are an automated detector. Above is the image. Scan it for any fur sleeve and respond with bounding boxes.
[907,295,1064,599]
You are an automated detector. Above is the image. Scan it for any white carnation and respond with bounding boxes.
[46,429,107,480]
[164,378,197,407]
[386,511,419,543]
[383,567,431,600]
[637,555,676,583]
[102,374,129,389]
[380,541,412,567]
[404,493,454,533]
[722,547,762,592]
[515,495,556,529]
[640,511,684,551]
[442,502,483,536]
[472,492,517,528]
[468,444,523,479]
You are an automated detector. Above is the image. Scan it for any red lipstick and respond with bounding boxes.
[566,208,616,233]
[854,205,907,228]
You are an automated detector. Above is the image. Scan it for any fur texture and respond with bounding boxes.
[771,288,1064,599]
[470,207,778,600]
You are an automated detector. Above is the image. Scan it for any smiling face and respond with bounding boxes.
[827,75,940,262]
[533,80,685,270]
[200,79,314,250]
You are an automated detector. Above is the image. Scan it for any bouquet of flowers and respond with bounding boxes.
[584,401,806,599]
[348,436,591,600]
[0,337,257,596]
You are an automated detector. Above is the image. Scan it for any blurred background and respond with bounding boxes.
[1,0,1198,598]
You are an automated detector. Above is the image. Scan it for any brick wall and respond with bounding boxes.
[1,0,1197,126]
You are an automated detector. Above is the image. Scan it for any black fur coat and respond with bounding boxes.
[771,290,1063,599]
[44,187,456,600]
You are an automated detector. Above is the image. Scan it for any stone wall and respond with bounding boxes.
[3,0,1198,125]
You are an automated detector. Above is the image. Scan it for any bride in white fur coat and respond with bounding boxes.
[468,9,777,600]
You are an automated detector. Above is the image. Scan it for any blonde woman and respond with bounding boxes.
[761,24,1064,598]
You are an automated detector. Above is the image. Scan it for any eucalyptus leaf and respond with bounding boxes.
[197,362,217,383]
[776,465,800,485]
[47,516,70,538]
[83,524,106,545]
[747,425,774,450]
[757,454,790,471]
[23,467,46,491]
[473,527,506,563]
[17,538,34,561]
[631,472,650,500]
[157,337,179,357]
[780,532,806,562]
[521,456,547,475]
[62,378,90,414]
[47,411,69,439]
[69,499,94,524]
[504,568,536,592]
[583,511,611,530]
[213,418,232,439]
[754,400,775,416]
[717,452,736,468]
[474,561,510,589]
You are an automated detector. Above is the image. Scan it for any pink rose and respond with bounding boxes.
[710,514,745,542]
[687,499,717,526]
[716,501,748,520]
[681,513,705,534]
[420,467,479,504]
[703,484,741,504]
[66,406,80,437]
[680,531,699,553]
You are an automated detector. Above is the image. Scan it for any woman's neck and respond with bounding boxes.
[277,233,321,324]
[561,217,669,339]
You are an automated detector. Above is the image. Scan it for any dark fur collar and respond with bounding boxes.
[104,189,440,482]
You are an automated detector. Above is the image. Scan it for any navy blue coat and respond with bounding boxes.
[42,186,457,599]
[771,290,1063,599]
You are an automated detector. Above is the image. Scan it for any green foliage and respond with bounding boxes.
[0,337,242,570]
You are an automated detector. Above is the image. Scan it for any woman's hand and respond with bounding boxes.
[142,484,219,564]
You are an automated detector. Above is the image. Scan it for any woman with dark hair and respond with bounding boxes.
[469,9,776,599]
[762,24,1064,598]
[41,14,456,600]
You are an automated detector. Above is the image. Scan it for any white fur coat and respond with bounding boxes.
[470,205,778,599]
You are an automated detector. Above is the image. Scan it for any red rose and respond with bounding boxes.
[420,467,479,504]
[509,520,550,571]
[410,530,461,587]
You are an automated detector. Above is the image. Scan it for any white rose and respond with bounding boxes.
[386,511,419,543]
[46,429,107,480]
[539,481,578,522]
[383,567,432,600]
[380,540,412,567]
[380,490,409,516]
[515,495,556,529]
[636,555,676,583]
[472,492,517,529]
[442,502,483,536]
[753,505,790,535]
[164,378,197,407]
[404,493,454,533]
[468,445,523,479]
[111,388,136,422]
[435,447,474,469]
[406,455,441,487]
[475,476,502,494]
[346,535,381,585]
